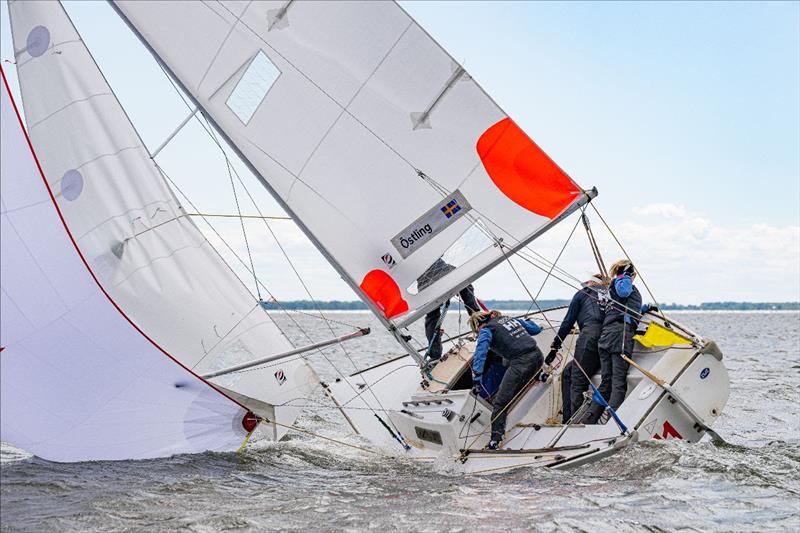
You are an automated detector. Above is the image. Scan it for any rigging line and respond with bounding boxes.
[198,110,359,331]
[151,61,361,330]
[154,164,299,346]
[417,170,587,287]
[254,417,380,456]
[148,33,420,439]
[512,249,646,325]
[461,359,547,454]
[192,303,259,370]
[189,213,290,221]
[160,166,373,409]
[524,209,584,316]
[590,203,661,308]
[190,109,407,439]
[581,211,607,277]
[151,72,393,431]
[224,155,261,300]
[498,243,556,332]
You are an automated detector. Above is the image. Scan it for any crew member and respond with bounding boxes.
[470,310,543,449]
[581,260,642,424]
[548,274,607,423]
[417,258,481,361]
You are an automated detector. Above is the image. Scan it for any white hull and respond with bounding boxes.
[325,309,730,473]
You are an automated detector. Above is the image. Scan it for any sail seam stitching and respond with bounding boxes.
[26,92,114,130]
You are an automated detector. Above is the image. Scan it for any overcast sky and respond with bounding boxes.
[2,1,798,304]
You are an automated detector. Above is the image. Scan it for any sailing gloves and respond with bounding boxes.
[545,348,558,365]
[472,376,482,396]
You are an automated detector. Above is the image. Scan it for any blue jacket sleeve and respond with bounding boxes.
[553,292,581,348]
[472,328,493,380]
[520,319,542,336]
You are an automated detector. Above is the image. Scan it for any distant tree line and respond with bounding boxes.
[261,299,799,311]
[659,301,800,311]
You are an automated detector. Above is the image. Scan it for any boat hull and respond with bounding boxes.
[325,310,730,473]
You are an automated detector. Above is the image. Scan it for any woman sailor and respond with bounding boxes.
[549,273,608,423]
[470,310,544,450]
[581,260,642,424]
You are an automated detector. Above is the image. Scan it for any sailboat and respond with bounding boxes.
[0,0,729,471]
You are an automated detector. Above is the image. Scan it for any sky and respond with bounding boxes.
[1,1,798,304]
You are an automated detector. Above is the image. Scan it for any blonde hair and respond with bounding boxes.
[469,310,501,333]
[609,259,635,278]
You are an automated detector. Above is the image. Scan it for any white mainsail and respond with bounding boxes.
[7,0,316,432]
[111,0,592,330]
[0,68,255,462]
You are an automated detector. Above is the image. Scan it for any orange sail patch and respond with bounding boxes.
[477,117,581,219]
[360,270,409,319]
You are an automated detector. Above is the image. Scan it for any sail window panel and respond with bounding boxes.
[346,23,503,192]
[406,221,495,295]
[226,52,281,124]
[202,44,343,181]
[241,0,410,107]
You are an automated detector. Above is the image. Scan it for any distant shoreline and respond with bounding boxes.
[261,300,800,311]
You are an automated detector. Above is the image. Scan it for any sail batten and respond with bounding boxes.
[112,0,586,330]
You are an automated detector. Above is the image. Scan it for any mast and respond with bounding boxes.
[108,1,595,369]
[108,1,424,363]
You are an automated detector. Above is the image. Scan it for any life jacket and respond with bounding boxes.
[484,316,539,362]
[603,277,642,328]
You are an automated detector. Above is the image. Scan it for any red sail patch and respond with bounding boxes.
[360,270,409,319]
[476,117,581,219]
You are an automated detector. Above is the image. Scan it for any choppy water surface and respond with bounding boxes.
[2,312,799,532]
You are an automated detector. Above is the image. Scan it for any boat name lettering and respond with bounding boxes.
[390,190,471,259]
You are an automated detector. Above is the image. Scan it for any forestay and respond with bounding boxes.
[8,0,316,430]
[0,68,254,462]
[112,0,590,327]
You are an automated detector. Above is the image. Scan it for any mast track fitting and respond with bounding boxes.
[411,62,467,130]
[267,0,295,31]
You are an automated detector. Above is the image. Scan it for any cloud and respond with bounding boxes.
[632,203,690,219]
[196,203,800,304]
[508,204,800,304]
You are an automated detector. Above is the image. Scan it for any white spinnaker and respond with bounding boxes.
[8,0,316,431]
[112,0,589,326]
[0,68,253,462]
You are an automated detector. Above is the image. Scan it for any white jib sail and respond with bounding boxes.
[7,0,316,433]
[0,68,255,463]
[111,0,592,328]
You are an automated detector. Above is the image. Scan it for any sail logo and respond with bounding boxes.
[274,369,286,385]
[381,253,397,270]
[391,190,472,259]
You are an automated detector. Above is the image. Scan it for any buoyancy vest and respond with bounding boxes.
[484,316,539,362]
[603,279,642,329]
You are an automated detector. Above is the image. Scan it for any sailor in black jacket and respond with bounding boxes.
[582,260,642,424]
[548,274,607,422]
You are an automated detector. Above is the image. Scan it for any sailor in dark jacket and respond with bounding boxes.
[417,258,481,361]
[470,311,543,449]
[582,260,642,424]
[548,274,607,423]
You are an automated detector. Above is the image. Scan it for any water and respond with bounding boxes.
[2,312,799,532]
